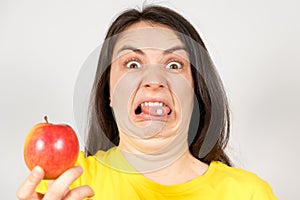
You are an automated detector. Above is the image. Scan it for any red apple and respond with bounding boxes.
[24,116,79,179]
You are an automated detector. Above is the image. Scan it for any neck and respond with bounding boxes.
[142,150,208,185]
[118,136,209,185]
[118,135,189,173]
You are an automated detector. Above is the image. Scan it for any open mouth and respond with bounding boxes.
[134,101,172,117]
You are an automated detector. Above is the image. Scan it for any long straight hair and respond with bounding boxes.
[86,5,231,166]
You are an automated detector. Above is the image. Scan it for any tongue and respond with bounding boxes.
[141,106,170,116]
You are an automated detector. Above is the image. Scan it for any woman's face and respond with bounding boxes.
[109,21,195,153]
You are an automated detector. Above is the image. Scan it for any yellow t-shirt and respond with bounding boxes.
[37,147,277,199]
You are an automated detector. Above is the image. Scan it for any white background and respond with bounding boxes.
[1,0,299,199]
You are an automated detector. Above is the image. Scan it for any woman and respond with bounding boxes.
[17,5,277,199]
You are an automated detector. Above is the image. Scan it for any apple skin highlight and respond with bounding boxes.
[24,117,79,180]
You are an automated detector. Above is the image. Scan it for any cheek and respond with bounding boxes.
[109,65,129,102]
[109,72,118,99]
[110,70,141,106]
[168,74,194,112]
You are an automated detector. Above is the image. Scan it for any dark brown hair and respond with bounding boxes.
[86,5,231,166]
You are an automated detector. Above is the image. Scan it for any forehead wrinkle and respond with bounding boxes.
[115,45,189,60]
[114,27,184,54]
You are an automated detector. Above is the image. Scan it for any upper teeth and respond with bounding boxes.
[141,102,164,107]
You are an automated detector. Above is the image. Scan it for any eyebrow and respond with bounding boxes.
[116,45,188,56]
[163,45,188,55]
[117,45,145,55]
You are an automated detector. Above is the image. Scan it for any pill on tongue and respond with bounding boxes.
[156,108,163,115]
[141,106,170,116]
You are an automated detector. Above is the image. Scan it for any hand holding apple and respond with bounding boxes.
[23,116,79,180]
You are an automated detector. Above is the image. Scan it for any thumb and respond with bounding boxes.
[17,166,44,199]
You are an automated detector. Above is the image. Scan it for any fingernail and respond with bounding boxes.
[32,166,43,179]
[75,165,83,173]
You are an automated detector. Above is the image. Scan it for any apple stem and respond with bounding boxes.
[44,116,49,123]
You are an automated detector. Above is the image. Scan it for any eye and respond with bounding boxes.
[165,61,182,70]
[126,60,142,69]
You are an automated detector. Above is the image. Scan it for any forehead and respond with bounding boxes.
[113,22,186,58]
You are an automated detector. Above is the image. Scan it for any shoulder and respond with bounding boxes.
[75,148,115,174]
[210,161,263,183]
[76,147,117,166]
[210,161,270,187]
[207,161,277,199]
[76,147,134,174]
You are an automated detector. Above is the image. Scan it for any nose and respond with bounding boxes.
[141,64,168,89]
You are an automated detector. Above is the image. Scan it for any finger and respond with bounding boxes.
[47,180,54,188]
[43,166,83,200]
[17,166,44,200]
[64,185,95,200]
[47,180,71,197]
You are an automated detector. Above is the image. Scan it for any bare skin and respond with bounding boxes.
[17,21,208,199]
[111,21,209,184]
[141,150,209,185]
[16,166,94,200]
